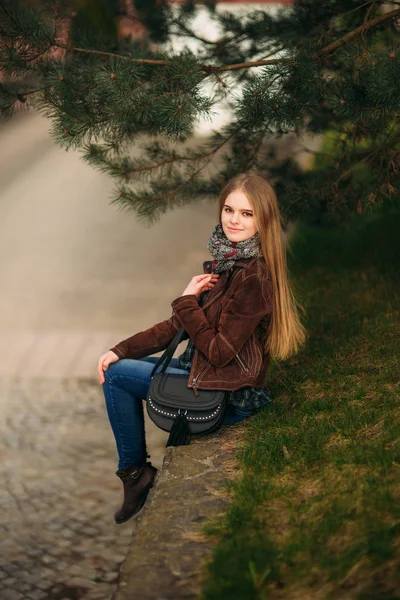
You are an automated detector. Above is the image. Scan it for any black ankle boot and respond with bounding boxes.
[114,460,157,524]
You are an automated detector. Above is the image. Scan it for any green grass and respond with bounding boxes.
[200,211,400,600]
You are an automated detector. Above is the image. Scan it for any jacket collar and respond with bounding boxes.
[203,256,259,274]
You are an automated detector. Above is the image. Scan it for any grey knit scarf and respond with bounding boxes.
[206,223,262,274]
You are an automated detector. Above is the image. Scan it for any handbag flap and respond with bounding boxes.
[149,373,225,410]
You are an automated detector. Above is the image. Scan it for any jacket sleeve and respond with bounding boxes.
[170,273,272,368]
[109,312,188,360]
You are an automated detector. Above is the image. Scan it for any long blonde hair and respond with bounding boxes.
[217,173,307,361]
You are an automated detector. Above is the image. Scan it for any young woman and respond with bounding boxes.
[97,172,307,524]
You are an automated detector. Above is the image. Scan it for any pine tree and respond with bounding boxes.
[1,0,399,226]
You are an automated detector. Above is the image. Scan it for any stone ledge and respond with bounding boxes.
[114,423,247,600]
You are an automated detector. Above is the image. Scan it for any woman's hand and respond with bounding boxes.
[182,273,220,297]
[97,350,120,384]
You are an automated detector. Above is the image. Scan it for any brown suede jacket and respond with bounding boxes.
[110,256,273,394]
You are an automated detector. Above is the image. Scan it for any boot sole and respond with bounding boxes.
[114,483,153,525]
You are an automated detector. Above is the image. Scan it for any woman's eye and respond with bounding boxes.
[225,207,252,217]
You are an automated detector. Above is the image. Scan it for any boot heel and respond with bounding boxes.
[114,462,157,524]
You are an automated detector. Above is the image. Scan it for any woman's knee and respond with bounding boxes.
[103,358,153,386]
[103,358,130,382]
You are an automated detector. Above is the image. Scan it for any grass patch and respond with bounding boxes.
[200,211,400,600]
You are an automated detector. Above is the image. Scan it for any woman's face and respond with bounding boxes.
[221,189,258,242]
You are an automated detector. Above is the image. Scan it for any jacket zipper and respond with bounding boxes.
[202,289,224,310]
[189,347,249,395]
[201,269,240,310]
[219,332,250,373]
[189,364,211,396]
[235,352,249,373]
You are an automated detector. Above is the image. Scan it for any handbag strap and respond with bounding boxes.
[150,292,207,378]
[150,325,186,378]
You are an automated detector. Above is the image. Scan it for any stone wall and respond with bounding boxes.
[114,423,247,600]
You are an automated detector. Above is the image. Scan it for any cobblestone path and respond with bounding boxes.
[0,377,168,600]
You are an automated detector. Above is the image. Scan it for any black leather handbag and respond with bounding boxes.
[146,322,228,447]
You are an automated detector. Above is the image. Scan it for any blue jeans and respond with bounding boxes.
[102,356,256,469]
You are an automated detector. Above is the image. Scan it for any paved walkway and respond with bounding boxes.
[0,111,217,600]
[0,378,137,600]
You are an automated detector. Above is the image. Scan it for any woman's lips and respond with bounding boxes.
[228,227,243,231]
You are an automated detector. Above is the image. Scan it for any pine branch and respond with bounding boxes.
[2,1,399,72]
[320,7,400,56]
[41,91,85,124]
[55,43,169,64]
[1,0,399,224]
[114,125,242,212]
[169,18,217,46]
[46,7,400,75]
[169,15,250,49]
[109,124,242,181]
[337,135,400,182]
[244,129,267,171]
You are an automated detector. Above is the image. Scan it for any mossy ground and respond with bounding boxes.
[200,210,400,600]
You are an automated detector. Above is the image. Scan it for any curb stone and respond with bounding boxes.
[114,424,246,600]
